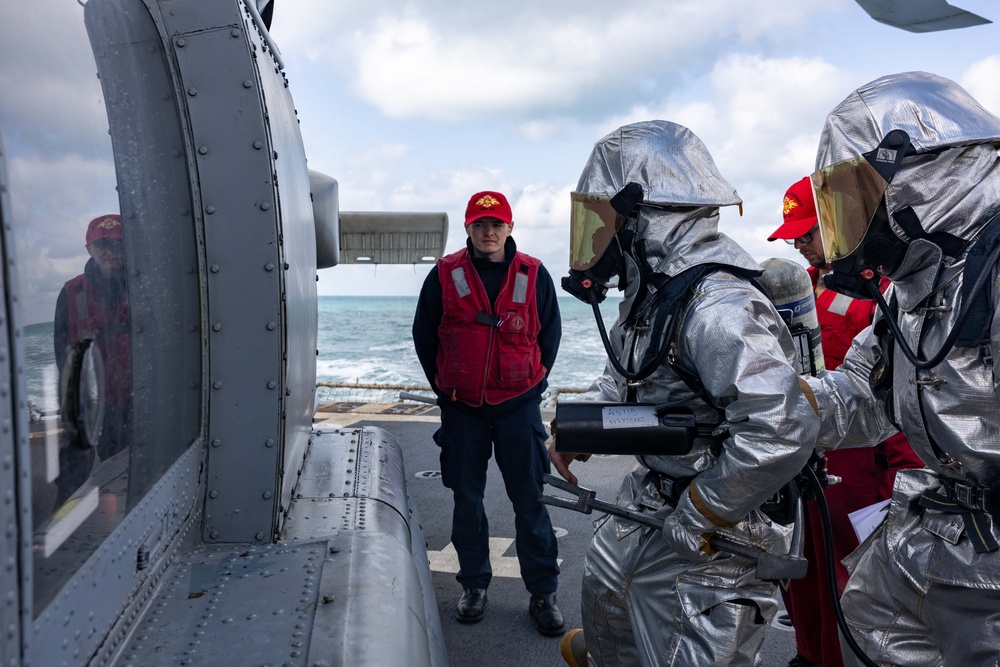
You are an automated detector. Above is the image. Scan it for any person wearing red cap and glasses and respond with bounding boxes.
[412,190,564,636]
[52,214,131,503]
[768,178,922,667]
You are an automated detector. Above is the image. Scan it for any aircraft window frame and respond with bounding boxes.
[0,0,204,616]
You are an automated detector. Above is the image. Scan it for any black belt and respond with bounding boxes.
[649,470,693,502]
[919,478,1000,553]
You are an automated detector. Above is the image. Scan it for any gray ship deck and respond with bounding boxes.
[314,401,797,667]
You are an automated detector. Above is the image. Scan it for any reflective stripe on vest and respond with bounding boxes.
[451,267,471,298]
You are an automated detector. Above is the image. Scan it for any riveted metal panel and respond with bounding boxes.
[292,428,409,524]
[281,429,411,544]
[307,532,434,667]
[122,533,438,667]
[168,7,283,543]
[114,542,326,667]
[277,429,445,666]
[31,442,200,667]
[0,125,29,667]
[242,5,317,529]
[282,496,410,545]
[158,0,239,32]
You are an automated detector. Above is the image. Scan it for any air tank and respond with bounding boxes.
[759,258,825,376]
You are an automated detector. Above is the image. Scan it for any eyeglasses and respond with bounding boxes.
[783,227,818,245]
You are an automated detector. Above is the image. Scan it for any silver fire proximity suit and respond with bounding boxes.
[803,72,1000,666]
[564,121,819,666]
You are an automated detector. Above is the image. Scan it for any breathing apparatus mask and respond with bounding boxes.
[562,182,644,304]
[813,129,910,300]
[562,182,688,383]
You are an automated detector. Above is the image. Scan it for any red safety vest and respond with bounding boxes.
[435,248,546,406]
[809,266,882,370]
[65,273,131,404]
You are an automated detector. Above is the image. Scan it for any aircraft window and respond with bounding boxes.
[1,1,201,613]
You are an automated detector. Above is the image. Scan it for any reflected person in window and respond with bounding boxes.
[52,214,131,504]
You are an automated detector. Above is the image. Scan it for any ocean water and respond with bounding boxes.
[317,295,622,391]
[23,296,623,414]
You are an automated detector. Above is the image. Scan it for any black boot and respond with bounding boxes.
[455,588,487,623]
[528,592,565,636]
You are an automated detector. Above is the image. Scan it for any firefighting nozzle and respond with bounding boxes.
[759,258,826,376]
[540,474,809,581]
[553,403,716,456]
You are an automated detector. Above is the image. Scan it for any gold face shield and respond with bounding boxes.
[810,156,890,263]
[569,192,624,271]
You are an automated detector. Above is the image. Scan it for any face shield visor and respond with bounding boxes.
[569,192,624,271]
[812,130,912,300]
[810,156,889,263]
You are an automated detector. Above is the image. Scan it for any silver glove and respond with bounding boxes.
[661,488,717,563]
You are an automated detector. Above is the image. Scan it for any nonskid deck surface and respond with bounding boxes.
[313,403,796,667]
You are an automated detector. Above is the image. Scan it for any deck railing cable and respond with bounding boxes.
[316,381,586,407]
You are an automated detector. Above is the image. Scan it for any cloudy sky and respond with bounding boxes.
[271,0,1000,296]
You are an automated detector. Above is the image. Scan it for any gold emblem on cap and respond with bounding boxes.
[96,217,121,230]
[476,195,501,209]
[783,195,799,218]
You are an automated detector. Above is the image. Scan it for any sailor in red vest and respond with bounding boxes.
[53,213,131,502]
[412,190,564,636]
[767,178,923,667]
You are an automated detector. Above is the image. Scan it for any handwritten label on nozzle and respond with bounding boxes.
[602,405,659,430]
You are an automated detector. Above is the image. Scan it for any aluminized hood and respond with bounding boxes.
[575,120,755,281]
[816,71,1000,246]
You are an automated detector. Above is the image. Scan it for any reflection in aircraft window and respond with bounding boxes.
[1,1,201,613]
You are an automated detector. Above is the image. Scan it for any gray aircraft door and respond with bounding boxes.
[0,130,29,667]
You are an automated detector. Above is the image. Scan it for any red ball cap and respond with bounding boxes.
[86,214,123,245]
[465,190,513,227]
[767,177,818,241]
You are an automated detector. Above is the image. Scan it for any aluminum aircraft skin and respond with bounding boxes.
[853,0,991,32]
[0,1,989,666]
[0,1,447,665]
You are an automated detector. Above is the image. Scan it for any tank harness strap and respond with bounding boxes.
[639,264,762,375]
[874,298,960,465]
[657,265,763,405]
[919,478,1000,553]
[620,264,758,385]
[956,208,1000,347]
[894,206,967,259]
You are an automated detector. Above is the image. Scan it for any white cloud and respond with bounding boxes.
[286,0,836,123]
[274,0,1000,296]
[960,54,1000,117]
